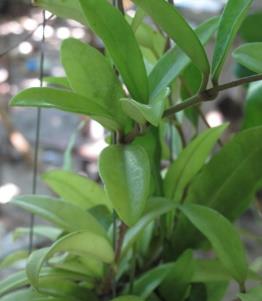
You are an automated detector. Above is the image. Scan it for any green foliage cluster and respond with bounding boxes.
[1,0,262,300]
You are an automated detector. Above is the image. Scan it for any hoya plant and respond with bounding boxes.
[1,0,262,300]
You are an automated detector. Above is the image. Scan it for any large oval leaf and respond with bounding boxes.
[78,0,149,103]
[99,144,150,226]
[242,82,262,129]
[61,38,129,129]
[42,169,111,210]
[172,126,262,255]
[133,0,209,77]
[10,87,119,131]
[233,42,262,74]
[149,17,218,98]
[164,124,227,203]
[26,231,114,288]
[180,204,248,284]
[11,195,106,237]
[212,0,253,82]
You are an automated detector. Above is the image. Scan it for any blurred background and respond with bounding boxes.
[0,0,261,299]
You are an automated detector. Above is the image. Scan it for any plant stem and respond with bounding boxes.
[117,0,125,14]
[114,222,128,265]
[163,73,262,118]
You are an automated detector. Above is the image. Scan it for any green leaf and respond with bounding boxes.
[33,0,86,26]
[233,42,262,74]
[42,169,111,210]
[26,231,114,288]
[61,38,129,129]
[212,0,253,82]
[164,124,227,203]
[180,204,248,284]
[43,76,70,89]
[121,198,175,257]
[12,226,62,241]
[11,195,107,237]
[242,82,262,129]
[172,126,262,255]
[240,12,262,42]
[78,0,149,103]
[99,144,150,226]
[149,16,218,98]
[132,264,172,299]
[10,87,120,131]
[159,250,194,301]
[133,0,209,77]
[121,88,169,126]
[239,286,262,301]
[111,296,144,301]
[0,250,28,269]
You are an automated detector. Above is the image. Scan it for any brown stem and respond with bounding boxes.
[114,222,128,265]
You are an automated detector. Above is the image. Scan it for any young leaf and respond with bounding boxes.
[120,88,169,126]
[10,87,120,131]
[238,286,262,301]
[242,82,262,129]
[42,169,111,210]
[121,198,175,257]
[164,124,227,203]
[11,196,107,237]
[159,250,194,301]
[78,0,149,103]
[43,76,70,89]
[180,204,248,284]
[26,231,114,288]
[12,226,62,241]
[61,38,130,129]
[212,0,253,83]
[149,17,219,98]
[133,0,209,77]
[233,42,262,74]
[33,0,87,25]
[99,145,150,226]
[172,126,262,255]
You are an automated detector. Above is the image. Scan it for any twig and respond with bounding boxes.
[117,0,125,15]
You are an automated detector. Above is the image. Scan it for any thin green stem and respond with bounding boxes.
[163,73,262,118]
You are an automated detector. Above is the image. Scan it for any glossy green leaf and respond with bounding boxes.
[33,0,86,25]
[0,250,28,269]
[233,42,262,74]
[212,0,253,82]
[159,250,194,301]
[172,126,262,255]
[150,17,218,98]
[99,144,150,226]
[11,195,106,237]
[42,169,111,210]
[78,0,149,103]
[10,87,120,131]
[61,38,129,129]
[239,286,262,301]
[121,198,175,257]
[111,296,144,301]
[133,0,209,77]
[242,82,262,129]
[26,231,114,288]
[164,124,227,203]
[12,226,62,241]
[121,88,169,126]
[180,204,248,284]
